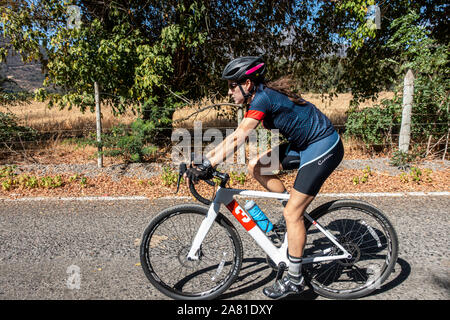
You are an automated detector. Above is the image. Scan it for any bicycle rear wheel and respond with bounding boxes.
[302,200,398,299]
[140,204,243,300]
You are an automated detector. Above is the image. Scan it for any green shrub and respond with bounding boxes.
[87,119,157,163]
[389,149,420,168]
[161,166,179,186]
[345,97,402,148]
[0,112,37,147]
[230,171,247,185]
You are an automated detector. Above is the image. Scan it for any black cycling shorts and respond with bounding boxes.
[277,131,344,196]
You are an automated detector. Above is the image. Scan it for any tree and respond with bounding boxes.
[1,0,447,137]
[1,1,206,124]
[334,0,448,103]
[385,9,449,141]
[345,4,449,155]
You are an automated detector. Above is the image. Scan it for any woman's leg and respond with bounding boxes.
[283,189,315,258]
[263,189,314,299]
[247,148,286,193]
[263,133,344,298]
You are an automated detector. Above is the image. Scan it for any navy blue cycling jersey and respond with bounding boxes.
[245,84,335,149]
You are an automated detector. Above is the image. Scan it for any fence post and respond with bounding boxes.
[443,128,449,161]
[399,69,414,153]
[236,105,245,164]
[94,81,103,168]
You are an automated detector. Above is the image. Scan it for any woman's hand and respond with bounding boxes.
[184,159,214,184]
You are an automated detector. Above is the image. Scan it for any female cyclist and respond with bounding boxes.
[185,56,344,299]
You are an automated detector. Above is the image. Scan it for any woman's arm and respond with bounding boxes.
[206,117,259,167]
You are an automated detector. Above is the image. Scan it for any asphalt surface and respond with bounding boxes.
[0,195,449,301]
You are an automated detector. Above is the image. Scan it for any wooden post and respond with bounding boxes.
[399,69,414,153]
[237,105,245,164]
[443,128,449,161]
[94,81,103,168]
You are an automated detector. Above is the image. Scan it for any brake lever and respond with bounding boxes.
[176,163,187,194]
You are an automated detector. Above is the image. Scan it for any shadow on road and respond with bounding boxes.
[366,257,411,298]
[219,256,410,300]
[219,257,276,300]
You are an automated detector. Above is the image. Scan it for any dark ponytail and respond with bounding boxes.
[264,76,306,105]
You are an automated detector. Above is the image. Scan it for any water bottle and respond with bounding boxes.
[244,200,273,233]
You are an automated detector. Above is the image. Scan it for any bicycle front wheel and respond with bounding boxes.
[302,200,399,299]
[140,204,243,300]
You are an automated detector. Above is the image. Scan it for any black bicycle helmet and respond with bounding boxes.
[222,56,266,83]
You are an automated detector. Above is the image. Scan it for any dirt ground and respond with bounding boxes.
[1,145,448,200]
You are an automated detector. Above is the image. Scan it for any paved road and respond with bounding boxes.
[0,195,449,301]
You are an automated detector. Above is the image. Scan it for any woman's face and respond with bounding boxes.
[227,79,252,104]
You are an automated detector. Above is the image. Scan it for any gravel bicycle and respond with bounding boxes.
[140,163,399,300]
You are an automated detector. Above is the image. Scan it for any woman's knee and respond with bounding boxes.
[283,205,305,224]
[247,158,260,177]
[283,191,314,222]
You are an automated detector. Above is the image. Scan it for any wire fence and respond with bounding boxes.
[1,120,449,162]
[2,67,448,162]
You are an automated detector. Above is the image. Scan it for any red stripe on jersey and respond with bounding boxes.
[244,110,265,120]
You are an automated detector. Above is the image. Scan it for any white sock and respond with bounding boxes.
[287,253,303,284]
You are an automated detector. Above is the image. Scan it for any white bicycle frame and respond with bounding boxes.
[187,186,352,266]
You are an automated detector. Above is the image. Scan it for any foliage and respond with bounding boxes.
[0,90,34,105]
[384,10,449,141]
[345,7,448,156]
[0,111,38,147]
[86,119,157,163]
[1,0,207,136]
[0,165,89,190]
[345,97,402,147]
[389,149,418,168]
[334,0,378,50]
[160,166,180,187]
[229,170,247,186]
[335,0,448,103]
[0,2,396,108]
[1,0,448,149]
[0,75,34,105]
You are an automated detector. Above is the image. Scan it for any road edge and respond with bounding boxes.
[1,191,449,201]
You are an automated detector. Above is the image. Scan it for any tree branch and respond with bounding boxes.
[172,103,243,124]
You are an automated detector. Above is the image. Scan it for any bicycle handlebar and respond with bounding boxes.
[176,162,229,205]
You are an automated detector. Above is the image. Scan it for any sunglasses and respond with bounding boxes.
[228,82,240,90]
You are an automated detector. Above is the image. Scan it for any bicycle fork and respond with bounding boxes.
[186,202,219,261]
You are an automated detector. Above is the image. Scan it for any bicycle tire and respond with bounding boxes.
[140,204,243,300]
[302,200,399,299]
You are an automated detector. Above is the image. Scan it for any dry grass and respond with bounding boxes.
[172,91,395,129]
[302,91,395,126]
[172,96,238,128]
[0,100,138,165]
[1,167,448,200]
[1,92,394,132]
[0,92,397,164]
[0,100,136,133]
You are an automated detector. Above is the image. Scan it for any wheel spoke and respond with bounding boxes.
[304,203,398,298]
[141,208,241,299]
